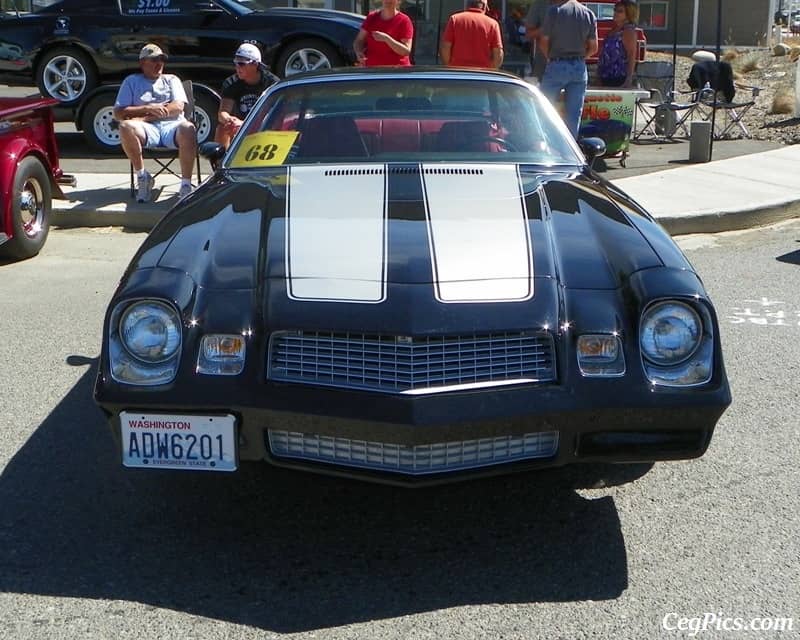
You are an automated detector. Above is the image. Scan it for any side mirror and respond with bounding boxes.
[578,136,607,168]
[199,141,226,168]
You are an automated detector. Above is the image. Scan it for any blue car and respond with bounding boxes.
[0,0,361,108]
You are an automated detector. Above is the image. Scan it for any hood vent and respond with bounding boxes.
[323,168,385,177]
[387,166,421,175]
[424,167,484,175]
[322,167,487,177]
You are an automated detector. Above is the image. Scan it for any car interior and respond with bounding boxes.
[232,79,578,165]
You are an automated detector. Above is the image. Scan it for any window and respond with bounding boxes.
[2,0,62,11]
[583,2,615,20]
[230,78,581,166]
[639,1,669,30]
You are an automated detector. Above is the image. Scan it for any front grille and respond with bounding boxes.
[268,430,559,475]
[267,330,556,394]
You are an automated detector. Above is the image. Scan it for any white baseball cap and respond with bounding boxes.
[234,43,261,64]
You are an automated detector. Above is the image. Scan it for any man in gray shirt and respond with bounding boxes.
[538,0,597,138]
[525,0,557,83]
[114,43,197,202]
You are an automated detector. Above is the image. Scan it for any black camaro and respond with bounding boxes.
[94,68,731,485]
[0,0,361,107]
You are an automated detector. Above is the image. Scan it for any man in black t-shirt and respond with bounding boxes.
[215,43,278,148]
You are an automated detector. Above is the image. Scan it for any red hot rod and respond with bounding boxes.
[0,96,74,260]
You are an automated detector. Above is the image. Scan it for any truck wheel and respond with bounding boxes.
[192,91,219,145]
[36,46,99,108]
[80,92,121,154]
[275,39,342,77]
[0,156,52,260]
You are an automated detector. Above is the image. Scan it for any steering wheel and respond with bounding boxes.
[483,136,517,152]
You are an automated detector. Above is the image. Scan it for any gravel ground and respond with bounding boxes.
[647,48,800,145]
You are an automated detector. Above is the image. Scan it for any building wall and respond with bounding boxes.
[643,0,772,48]
[642,1,695,47]
[696,0,771,47]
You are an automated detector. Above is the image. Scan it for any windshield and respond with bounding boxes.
[207,0,252,16]
[225,77,582,169]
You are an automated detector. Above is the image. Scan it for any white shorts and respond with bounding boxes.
[140,119,184,149]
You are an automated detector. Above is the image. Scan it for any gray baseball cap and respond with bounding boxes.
[139,43,167,60]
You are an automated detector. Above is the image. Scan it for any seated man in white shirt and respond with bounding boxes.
[113,43,197,202]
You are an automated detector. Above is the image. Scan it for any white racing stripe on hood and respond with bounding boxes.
[422,164,533,303]
[286,165,387,302]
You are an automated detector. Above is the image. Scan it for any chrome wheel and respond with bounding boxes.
[19,176,45,240]
[42,53,89,101]
[283,47,332,76]
[0,156,52,260]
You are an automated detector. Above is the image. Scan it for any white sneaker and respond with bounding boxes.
[178,182,194,199]
[136,171,153,203]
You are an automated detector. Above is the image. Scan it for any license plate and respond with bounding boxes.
[120,412,237,472]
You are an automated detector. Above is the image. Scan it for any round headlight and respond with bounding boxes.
[640,302,702,366]
[119,301,181,363]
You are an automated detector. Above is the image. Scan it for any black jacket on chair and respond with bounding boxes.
[687,60,736,103]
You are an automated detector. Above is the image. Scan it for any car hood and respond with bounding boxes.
[129,163,687,332]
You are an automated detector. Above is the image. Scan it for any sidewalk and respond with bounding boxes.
[51,145,800,236]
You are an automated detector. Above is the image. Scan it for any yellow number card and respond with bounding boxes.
[230,131,299,167]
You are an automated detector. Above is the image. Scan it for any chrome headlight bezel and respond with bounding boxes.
[108,299,183,386]
[640,301,702,366]
[640,299,714,387]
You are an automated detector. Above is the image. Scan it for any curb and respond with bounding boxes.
[655,199,800,236]
[53,207,166,232]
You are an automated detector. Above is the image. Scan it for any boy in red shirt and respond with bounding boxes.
[354,0,414,66]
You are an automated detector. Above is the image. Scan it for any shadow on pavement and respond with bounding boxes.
[62,184,175,209]
[761,117,800,130]
[0,361,647,632]
[776,246,800,266]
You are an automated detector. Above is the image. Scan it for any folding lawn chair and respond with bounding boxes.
[633,61,700,141]
[688,61,760,139]
[129,79,202,197]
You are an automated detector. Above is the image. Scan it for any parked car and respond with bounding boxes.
[94,67,731,485]
[0,96,74,260]
[0,0,361,107]
[0,0,362,147]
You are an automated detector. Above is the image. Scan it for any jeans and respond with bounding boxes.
[540,58,588,138]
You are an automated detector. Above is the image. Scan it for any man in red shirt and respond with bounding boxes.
[440,0,504,69]
[353,0,414,66]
